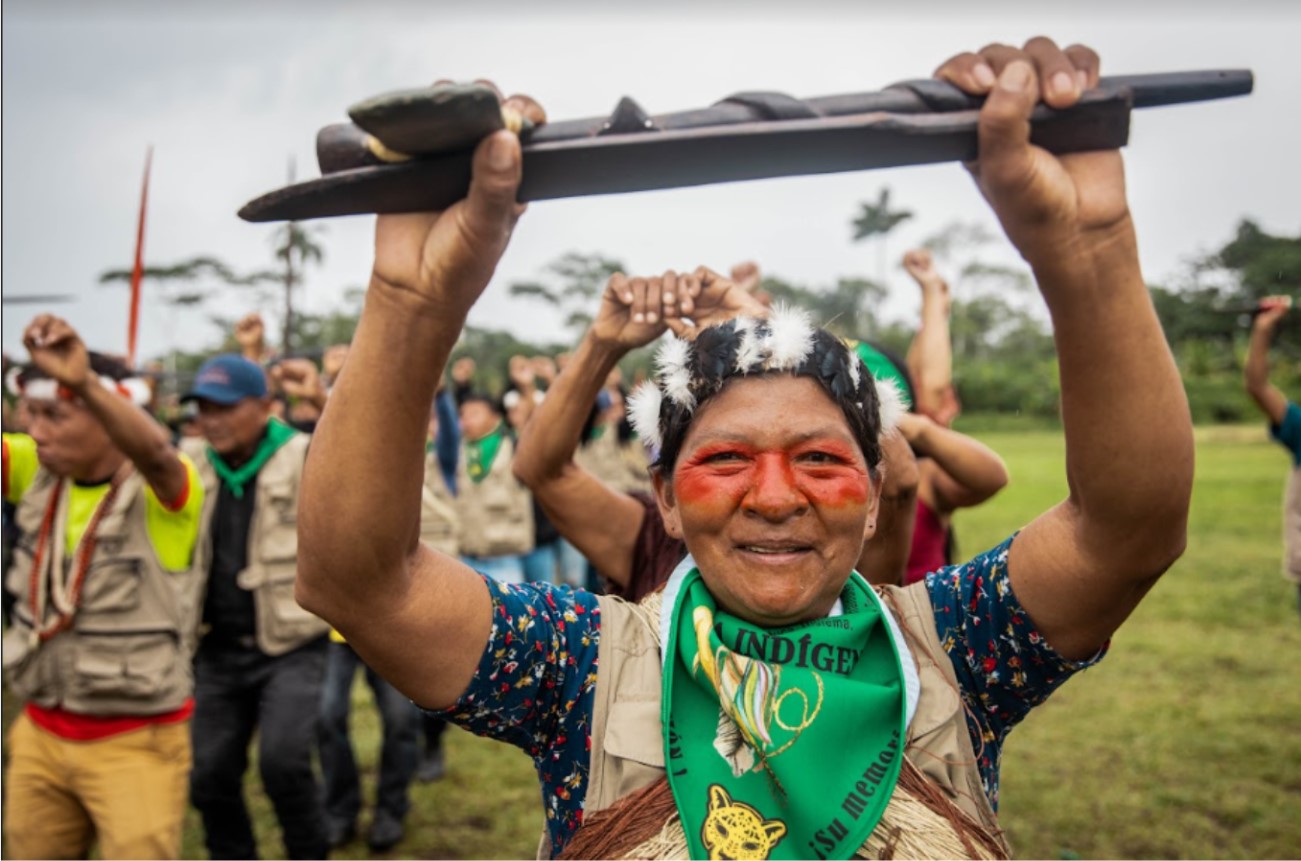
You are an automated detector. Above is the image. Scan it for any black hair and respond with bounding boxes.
[459,391,501,414]
[653,320,884,476]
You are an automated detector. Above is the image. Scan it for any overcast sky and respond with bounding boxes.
[3,0,1298,363]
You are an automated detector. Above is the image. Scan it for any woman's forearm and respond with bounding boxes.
[298,281,466,612]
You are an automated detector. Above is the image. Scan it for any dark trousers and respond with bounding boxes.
[190,637,329,860]
[317,640,419,824]
[423,710,447,751]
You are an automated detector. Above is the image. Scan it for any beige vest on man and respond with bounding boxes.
[421,451,460,557]
[558,583,1009,860]
[188,433,329,656]
[2,469,197,716]
[575,431,651,495]
[455,435,534,558]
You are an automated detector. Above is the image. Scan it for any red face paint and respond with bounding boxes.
[674,438,869,513]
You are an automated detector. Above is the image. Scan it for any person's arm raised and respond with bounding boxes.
[22,315,188,505]
[897,412,1008,514]
[902,249,955,422]
[937,39,1193,660]
[513,270,692,588]
[270,358,329,413]
[296,95,544,710]
[1244,297,1291,425]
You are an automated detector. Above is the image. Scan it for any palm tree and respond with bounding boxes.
[509,252,625,342]
[271,220,326,354]
[851,187,913,288]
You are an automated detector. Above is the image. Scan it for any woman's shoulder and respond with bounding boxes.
[595,588,666,653]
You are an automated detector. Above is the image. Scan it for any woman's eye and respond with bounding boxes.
[800,451,840,464]
[702,450,745,464]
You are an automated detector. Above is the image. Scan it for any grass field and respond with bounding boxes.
[5,425,1301,859]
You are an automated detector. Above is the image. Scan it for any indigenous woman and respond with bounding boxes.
[298,38,1194,859]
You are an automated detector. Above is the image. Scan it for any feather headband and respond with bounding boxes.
[627,305,900,454]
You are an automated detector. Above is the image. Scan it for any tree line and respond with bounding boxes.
[104,193,1300,426]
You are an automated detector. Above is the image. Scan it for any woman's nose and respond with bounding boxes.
[743,453,808,521]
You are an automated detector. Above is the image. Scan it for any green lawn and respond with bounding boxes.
[960,425,1301,860]
[5,426,1300,859]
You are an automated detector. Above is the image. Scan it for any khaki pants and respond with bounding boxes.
[3,712,192,860]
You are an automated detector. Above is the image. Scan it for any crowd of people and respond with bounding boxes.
[0,35,1293,861]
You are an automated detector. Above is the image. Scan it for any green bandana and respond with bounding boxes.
[205,418,297,499]
[663,569,906,861]
[464,422,505,484]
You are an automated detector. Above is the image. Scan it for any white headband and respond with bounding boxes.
[17,375,151,408]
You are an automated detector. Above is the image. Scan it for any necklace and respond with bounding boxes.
[26,464,131,643]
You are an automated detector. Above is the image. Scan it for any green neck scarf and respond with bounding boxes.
[206,418,297,499]
[464,422,505,484]
[663,568,905,861]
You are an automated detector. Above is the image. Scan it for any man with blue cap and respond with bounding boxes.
[181,353,331,860]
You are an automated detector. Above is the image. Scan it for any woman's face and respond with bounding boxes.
[653,375,880,627]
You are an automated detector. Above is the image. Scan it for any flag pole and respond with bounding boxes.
[127,146,153,366]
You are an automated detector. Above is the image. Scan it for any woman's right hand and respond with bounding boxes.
[370,89,546,316]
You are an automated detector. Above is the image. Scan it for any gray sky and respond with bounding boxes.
[3,1,1298,363]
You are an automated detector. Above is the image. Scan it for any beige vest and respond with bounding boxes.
[1284,467,1301,584]
[455,435,534,558]
[575,431,651,496]
[2,469,196,716]
[563,583,1008,859]
[189,433,329,656]
[421,452,460,556]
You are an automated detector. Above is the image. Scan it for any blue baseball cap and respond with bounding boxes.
[182,354,268,405]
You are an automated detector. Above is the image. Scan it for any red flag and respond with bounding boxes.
[127,147,153,366]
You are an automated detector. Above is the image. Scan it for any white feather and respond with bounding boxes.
[733,317,763,373]
[663,367,696,410]
[874,378,906,434]
[846,347,862,390]
[626,383,664,450]
[655,336,692,381]
[763,303,815,371]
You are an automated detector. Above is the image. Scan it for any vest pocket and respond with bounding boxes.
[258,486,299,564]
[78,557,144,613]
[597,697,666,812]
[255,573,327,652]
[1,623,47,699]
[70,632,184,704]
[259,523,298,563]
[603,698,666,768]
